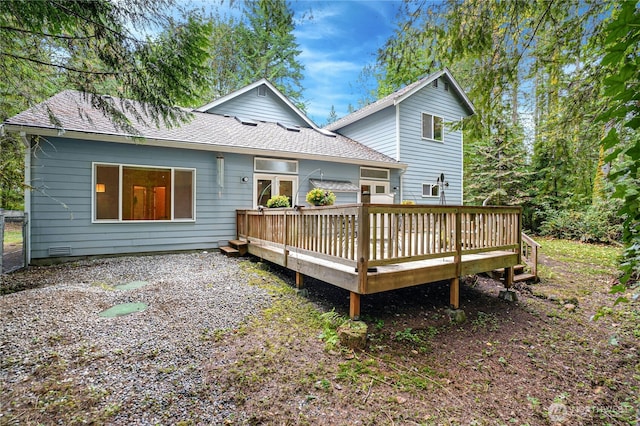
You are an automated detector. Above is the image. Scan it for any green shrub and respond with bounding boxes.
[539,200,623,244]
[306,188,336,206]
[266,195,290,208]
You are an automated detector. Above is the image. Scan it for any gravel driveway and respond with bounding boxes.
[0,252,272,424]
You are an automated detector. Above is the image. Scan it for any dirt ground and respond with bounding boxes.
[208,247,639,425]
[1,239,638,425]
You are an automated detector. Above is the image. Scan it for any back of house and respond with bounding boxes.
[3,79,409,263]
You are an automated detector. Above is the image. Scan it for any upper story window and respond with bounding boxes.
[360,167,389,181]
[94,163,195,222]
[257,86,267,97]
[432,79,438,88]
[422,113,444,142]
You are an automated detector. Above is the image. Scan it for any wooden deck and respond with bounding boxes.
[237,204,523,318]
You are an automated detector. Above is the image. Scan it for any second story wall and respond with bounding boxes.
[398,77,469,205]
[335,107,397,159]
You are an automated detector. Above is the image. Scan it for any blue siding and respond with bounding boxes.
[398,78,468,205]
[28,138,397,260]
[205,87,309,127]
[337,108,397,159]
[28,138,255,260]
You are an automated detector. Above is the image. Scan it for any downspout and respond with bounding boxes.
[20,132,31,265]
[460,116,464,205]
[396,102,403,202]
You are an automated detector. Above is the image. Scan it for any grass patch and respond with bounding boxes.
[3,227,22,244]
[539,237,621,271]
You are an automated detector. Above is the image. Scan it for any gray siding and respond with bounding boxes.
[205,87,309,127]
[336,108,397,159]
[398,78,468,205]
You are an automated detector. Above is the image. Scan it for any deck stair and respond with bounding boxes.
[492,264,537,283]
[220,240,248,258]
[492,233,540,283]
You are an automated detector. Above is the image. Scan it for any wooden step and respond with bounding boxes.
[228,239,248,255]
[513,273,537,283]
[220,246,240,257]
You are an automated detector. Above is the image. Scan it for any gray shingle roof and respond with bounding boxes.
[4,90,403,168]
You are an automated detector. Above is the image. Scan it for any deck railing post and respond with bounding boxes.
[357,204,370,294]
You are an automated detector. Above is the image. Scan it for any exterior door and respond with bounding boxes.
[359,180,390,203]
[254,174,298,207]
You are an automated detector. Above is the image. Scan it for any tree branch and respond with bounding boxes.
[0,25,97,40]
[0,51,122,76]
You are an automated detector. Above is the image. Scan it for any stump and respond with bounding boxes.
[337,320,368,350]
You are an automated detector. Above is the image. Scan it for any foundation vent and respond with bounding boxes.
[48,246,72,256]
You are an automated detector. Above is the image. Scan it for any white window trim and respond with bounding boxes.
[92,162,196,223]
[253,174,298,208]
[421,112,445,142]
[422,183,440,198]
[254,157,298,174]
[360,167,389,181]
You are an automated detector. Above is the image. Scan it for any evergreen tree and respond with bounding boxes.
[238,0,305,109]
[325,105,338,126]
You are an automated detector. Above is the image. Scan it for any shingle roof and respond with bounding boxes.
[4,90,403,168]
[325,68,474,131]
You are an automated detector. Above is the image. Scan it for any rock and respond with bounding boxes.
[564,303,576,311]
[445,308,467,324]
[499,290,518,302]
[337,320,368,350]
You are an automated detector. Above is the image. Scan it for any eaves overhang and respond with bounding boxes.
[4,123,408,171]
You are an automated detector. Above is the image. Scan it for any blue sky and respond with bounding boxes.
[289,1,403,124]
[198,0,404,124]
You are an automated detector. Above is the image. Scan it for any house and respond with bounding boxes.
[2,70,473,265]
[326,68,474,205]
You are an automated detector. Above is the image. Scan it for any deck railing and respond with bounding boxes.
[237,204,522,268]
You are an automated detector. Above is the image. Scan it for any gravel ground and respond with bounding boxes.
[0,252,272,425]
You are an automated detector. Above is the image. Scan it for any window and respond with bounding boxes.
[254,157,298,174]
[257,86,267,97]
[422,183,440,198]
[93,163,195,222]
[360,167,389,180]
[422,113,444,141]
[432,79,438,88]
[444,81,450,92]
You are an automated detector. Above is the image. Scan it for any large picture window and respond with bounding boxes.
[93,163,195,222]
[422,113,444,141]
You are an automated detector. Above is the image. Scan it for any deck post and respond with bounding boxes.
[504,266,514,289]
[349,292,361,319]
[450,209,462,309]
[356,204,370,294]
[295,271,304,289]
[449,277,459,309]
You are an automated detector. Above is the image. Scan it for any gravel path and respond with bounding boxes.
[0,252,273,425]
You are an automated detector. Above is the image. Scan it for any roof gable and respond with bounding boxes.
[325,68,475,131]
[195,79,317,129]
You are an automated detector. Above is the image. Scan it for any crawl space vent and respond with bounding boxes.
[48,246,72,256]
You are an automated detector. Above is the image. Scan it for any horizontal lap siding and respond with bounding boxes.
[206,89,309,127]
[399,80,468,205]
[337,108,397,159]
[29,138,252,259]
